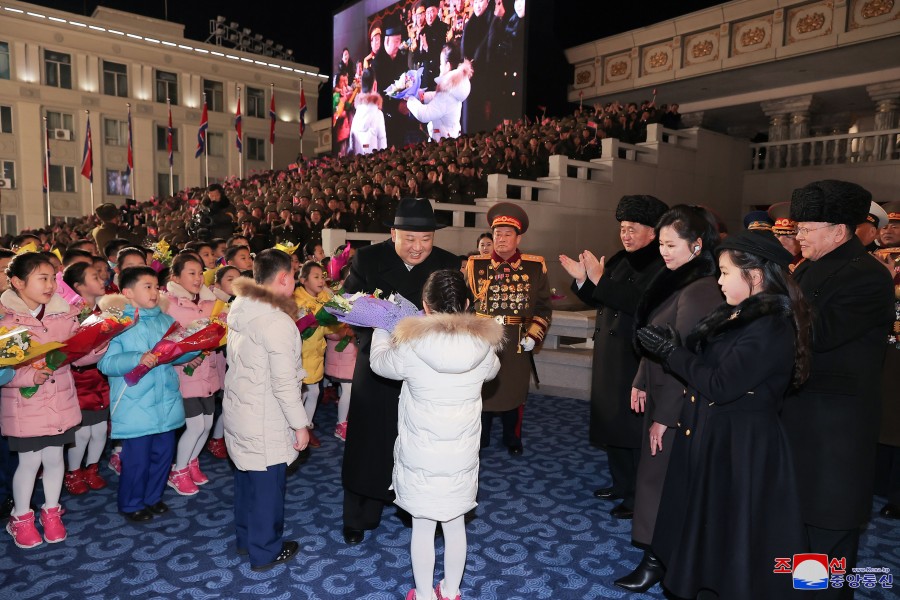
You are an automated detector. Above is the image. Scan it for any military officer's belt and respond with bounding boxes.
[476,313,531,326]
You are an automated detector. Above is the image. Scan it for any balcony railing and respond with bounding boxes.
[749,128,900,170]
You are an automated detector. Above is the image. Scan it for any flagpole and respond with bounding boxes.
[269,83,275,171]
[236,85,243,180]
[43,116,51,226]
[85,110,95,210]
[127,103,136,203]
[167,97,173,197]
[298,78,304,152]
[203,93,209,188]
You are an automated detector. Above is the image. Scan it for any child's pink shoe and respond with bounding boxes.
[108,452,122,475]
[168,467,199,495]
[39,505,67,543]
[188,458,209,485]
[334,422,347,442]
[64,469,89,495]
[7,510,43,549]
[82,463,107,490]
[435,581,461,600]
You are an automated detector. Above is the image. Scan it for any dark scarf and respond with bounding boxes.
[685,293,793,352]
[634,250,717,330]
[623,241,663,272]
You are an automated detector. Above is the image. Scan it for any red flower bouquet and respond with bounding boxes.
[124,318,226,386]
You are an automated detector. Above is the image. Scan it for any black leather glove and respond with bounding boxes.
[636,324,681,361]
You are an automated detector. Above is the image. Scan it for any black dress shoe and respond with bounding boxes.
[148,501,169,515]
[593,487,619,499]
[0,496,13,520]
[881,503,900,520]
[507,445,524,456]
[342,527,364,545]
[614,551,665,592]
[609,502,634,519]
[122,509,154,522]
[250,540,299,572]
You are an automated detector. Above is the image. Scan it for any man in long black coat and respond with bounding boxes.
[782,180,894,599]
[561,195,667,518]
[341,198,460,545]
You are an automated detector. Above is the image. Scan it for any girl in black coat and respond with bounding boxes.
[636,230,812,599]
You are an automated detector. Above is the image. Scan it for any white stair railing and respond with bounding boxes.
[749,128,900,170]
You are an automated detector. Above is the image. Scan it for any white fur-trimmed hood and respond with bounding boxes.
[392,312,504,375]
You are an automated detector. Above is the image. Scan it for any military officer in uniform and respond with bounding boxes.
[856,200,890,252]
[465,203,551,456]
[767,201,803,268]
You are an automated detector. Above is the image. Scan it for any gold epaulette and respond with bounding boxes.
[520,254,547,273]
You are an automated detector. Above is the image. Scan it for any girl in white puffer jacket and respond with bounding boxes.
[370,269,503,600]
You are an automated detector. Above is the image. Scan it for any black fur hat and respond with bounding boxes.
[615,195,669,227]
[789,180,871,227]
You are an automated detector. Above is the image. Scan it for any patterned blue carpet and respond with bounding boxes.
[1,394,897,599]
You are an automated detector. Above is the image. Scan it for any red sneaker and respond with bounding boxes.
[108,452,121,475]
[308,429,321,448]
[334,422,348,442]
[7,511,43,549]
[321,386,338,405]
[188,458,209,485]
[167,467,199,496]
[436,581,461,600]
[64,469,89,495]
[82,463,107,490]
[206,437,228,459]
[39,505,67,543]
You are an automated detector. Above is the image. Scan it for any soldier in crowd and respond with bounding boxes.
[767,201,802,268]
[856,201,889,252]
[92,203,139,257]
[782,180,895,599]
[341,198,459,545]
[875,200,900,520]
[560,195,668,519]
[742,210,773,232]
[466,203,551,456]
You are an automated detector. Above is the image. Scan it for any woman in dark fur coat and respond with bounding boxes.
[636,230,811,599]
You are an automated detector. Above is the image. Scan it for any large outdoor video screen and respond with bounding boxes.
[332,0,527,156]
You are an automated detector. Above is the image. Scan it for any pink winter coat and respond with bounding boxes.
[324,330,357,381]
[163,282,226,399]
[0,290,89,438]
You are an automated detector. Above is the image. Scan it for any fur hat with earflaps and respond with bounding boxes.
[789,180,871,227]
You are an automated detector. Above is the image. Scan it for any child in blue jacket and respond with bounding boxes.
[99,266,198,522]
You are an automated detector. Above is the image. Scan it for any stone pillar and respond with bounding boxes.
[761,95,815,167]
[866,81,900,160]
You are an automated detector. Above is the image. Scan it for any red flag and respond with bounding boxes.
[167,103,174,167]
[269,91,276,145]
[298,88,307,139]
[126,105,134,174]
[195,98,208,158]
[80,115,93,182]
[235,96,243,153]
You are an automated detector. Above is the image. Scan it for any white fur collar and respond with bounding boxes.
[0,288,74,317]
[166,281,217,302]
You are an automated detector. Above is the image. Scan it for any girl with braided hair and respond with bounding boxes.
[370,269,503,600]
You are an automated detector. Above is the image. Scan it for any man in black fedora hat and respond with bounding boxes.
[341,198,459,545]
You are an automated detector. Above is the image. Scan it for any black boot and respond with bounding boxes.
[614,551,665,592]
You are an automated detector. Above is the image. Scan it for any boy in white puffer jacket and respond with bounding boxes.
[370,269,503,600]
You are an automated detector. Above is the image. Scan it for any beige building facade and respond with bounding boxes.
[0,1,326,231]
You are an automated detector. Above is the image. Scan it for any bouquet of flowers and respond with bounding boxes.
[0,327,62,368]
[124,318,226,386]
[19,307,137,398]
[324,291,421,332]
[183,301,229,376]
[149,240,174,273]
[384,67,425,100]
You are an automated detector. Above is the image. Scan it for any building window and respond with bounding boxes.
[155,70,178,104]
[247,87,265,118]
[208,132,225,157]
[157,173,180,197]
[103,118,127,146]
[46,111,74,136]
[44,50,72,89]
[1,160,15,188]
[156,125,179,151]
[247,137,265,161]
[203,79,224,113]
[49,165,76,193]
[1,214,17,234]
[106,169,131,196]
[0,106,11,134]
[0,42,10,81]
[102,61,128,97]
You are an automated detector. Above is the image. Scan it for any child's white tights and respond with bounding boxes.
[212,413,225,438]
[67,422,107,470]
[175,413,213,470]
[337,383,352,424]
[411,515,467,600]
[13,447,64,515]
[302,383,320,424]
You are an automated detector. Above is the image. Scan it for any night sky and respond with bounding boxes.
[27,0,723,118]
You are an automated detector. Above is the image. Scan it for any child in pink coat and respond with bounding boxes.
[162,254,225,496]
[0,253,101,548]
[324,264,356,441]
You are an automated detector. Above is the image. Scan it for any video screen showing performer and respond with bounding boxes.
[333,0,527,156]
